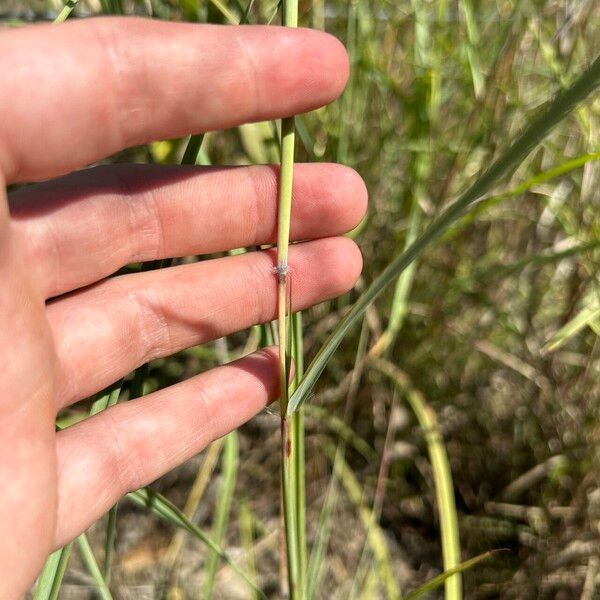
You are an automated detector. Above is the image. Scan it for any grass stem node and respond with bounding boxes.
[274,262,290,283]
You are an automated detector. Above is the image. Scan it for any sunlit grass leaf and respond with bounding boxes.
[448,151,600,236]
[544,300,600,352]
[369,357,461,599]
[405,551,497,600]
[471,240,600,284]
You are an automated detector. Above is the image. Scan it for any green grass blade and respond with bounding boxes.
[126,487,266,599]
[34,549,63,600]
[33,544,73,600]
[240,0,256,24]
[369,0,435,358]
[471,240,600,283]
[371,193,422,357]
[181,133,205,166]
[208,0,238,23]
[306,484,333,600]
[90,384,120,415]
[203,431,240,599]
[75,535,113,600]
[99,0,123,14]
[369,357,461,599]
[450,151,600,234]
[306,479,337,600]
[287,53,600,416]
[257,322,275,347]
[405,551,496,600]
[291,312,307,595]
[294,116,315,160]
[544,300,600,353]
[336,0,358,165]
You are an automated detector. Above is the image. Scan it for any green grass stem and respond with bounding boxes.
[291,312,307,595]
[54,0,79,23]
[460,0,485,99]
[102,507,117,583]
[33,544,73,600]
[276,1,302,597]
[75,535,113,600]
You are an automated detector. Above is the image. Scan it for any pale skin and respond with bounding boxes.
[0,18,367,596]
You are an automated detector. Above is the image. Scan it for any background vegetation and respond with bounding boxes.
[3,0,599,597]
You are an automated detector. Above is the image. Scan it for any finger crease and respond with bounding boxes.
[132,189,167,262]
[131,287,173,364]
[245,167,264,247]
[105,410,146,495]
[234,35,262,121]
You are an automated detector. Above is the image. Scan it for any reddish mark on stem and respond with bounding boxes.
[286,437,292,458]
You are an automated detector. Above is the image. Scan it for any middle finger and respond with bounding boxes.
[9,163,367,298]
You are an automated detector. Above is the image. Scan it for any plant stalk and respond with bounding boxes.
[277,1,301,596]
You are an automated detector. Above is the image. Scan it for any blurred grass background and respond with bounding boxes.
[4,0,599,598]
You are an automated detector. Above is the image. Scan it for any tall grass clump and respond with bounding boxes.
[287,53,600,415]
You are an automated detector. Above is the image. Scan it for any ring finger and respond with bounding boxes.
[47,236,363,408]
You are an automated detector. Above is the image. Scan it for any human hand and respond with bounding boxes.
[0,18,366,596]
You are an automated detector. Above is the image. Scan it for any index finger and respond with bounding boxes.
[0,18,349,183]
